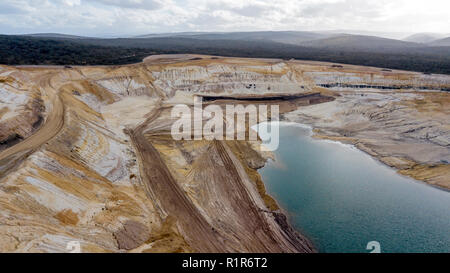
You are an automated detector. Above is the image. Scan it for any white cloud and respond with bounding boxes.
[88,0,163,10]
[0,0,448,36]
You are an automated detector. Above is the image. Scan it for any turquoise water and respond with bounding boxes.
[258,123,450,253]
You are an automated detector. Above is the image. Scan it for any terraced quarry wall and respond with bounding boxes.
[0,55,448,252]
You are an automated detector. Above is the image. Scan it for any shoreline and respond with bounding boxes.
[312,132,450,192]
[253,122,448,251]
[263,121,449,192]
[281,92,450,191]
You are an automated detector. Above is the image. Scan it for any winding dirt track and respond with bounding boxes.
[0,72,64,162]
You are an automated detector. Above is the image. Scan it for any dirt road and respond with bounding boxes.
[0,72,64,162]
[129,108,233,252]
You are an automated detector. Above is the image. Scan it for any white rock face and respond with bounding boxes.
[97,77,149,99]
[0,84,30,121]
[23,234,84,253]
[77,93,106,113]
[24,177,87,213]
[0,85,28,105]
[152,63,313,97]
[0,70,14,77]
[71,123,137,185]
[101,96,158,137]
[305,71,450,90]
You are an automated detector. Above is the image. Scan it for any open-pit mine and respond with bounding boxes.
[0,54,448,253]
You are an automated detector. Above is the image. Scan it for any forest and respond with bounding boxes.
[1,35,449,74]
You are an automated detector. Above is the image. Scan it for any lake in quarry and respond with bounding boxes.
[257,123,450,253]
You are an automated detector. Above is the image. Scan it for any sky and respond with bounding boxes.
[0,0,449,38]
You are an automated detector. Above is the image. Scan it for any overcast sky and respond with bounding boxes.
[0,0,449,37]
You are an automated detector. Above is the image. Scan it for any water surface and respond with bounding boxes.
[258,123,450,253]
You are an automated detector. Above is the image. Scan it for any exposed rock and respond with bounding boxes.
[113,220,150,250]
[0,76,44,149]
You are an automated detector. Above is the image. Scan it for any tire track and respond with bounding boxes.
[128,107,232,252]
[213,140,314,253]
